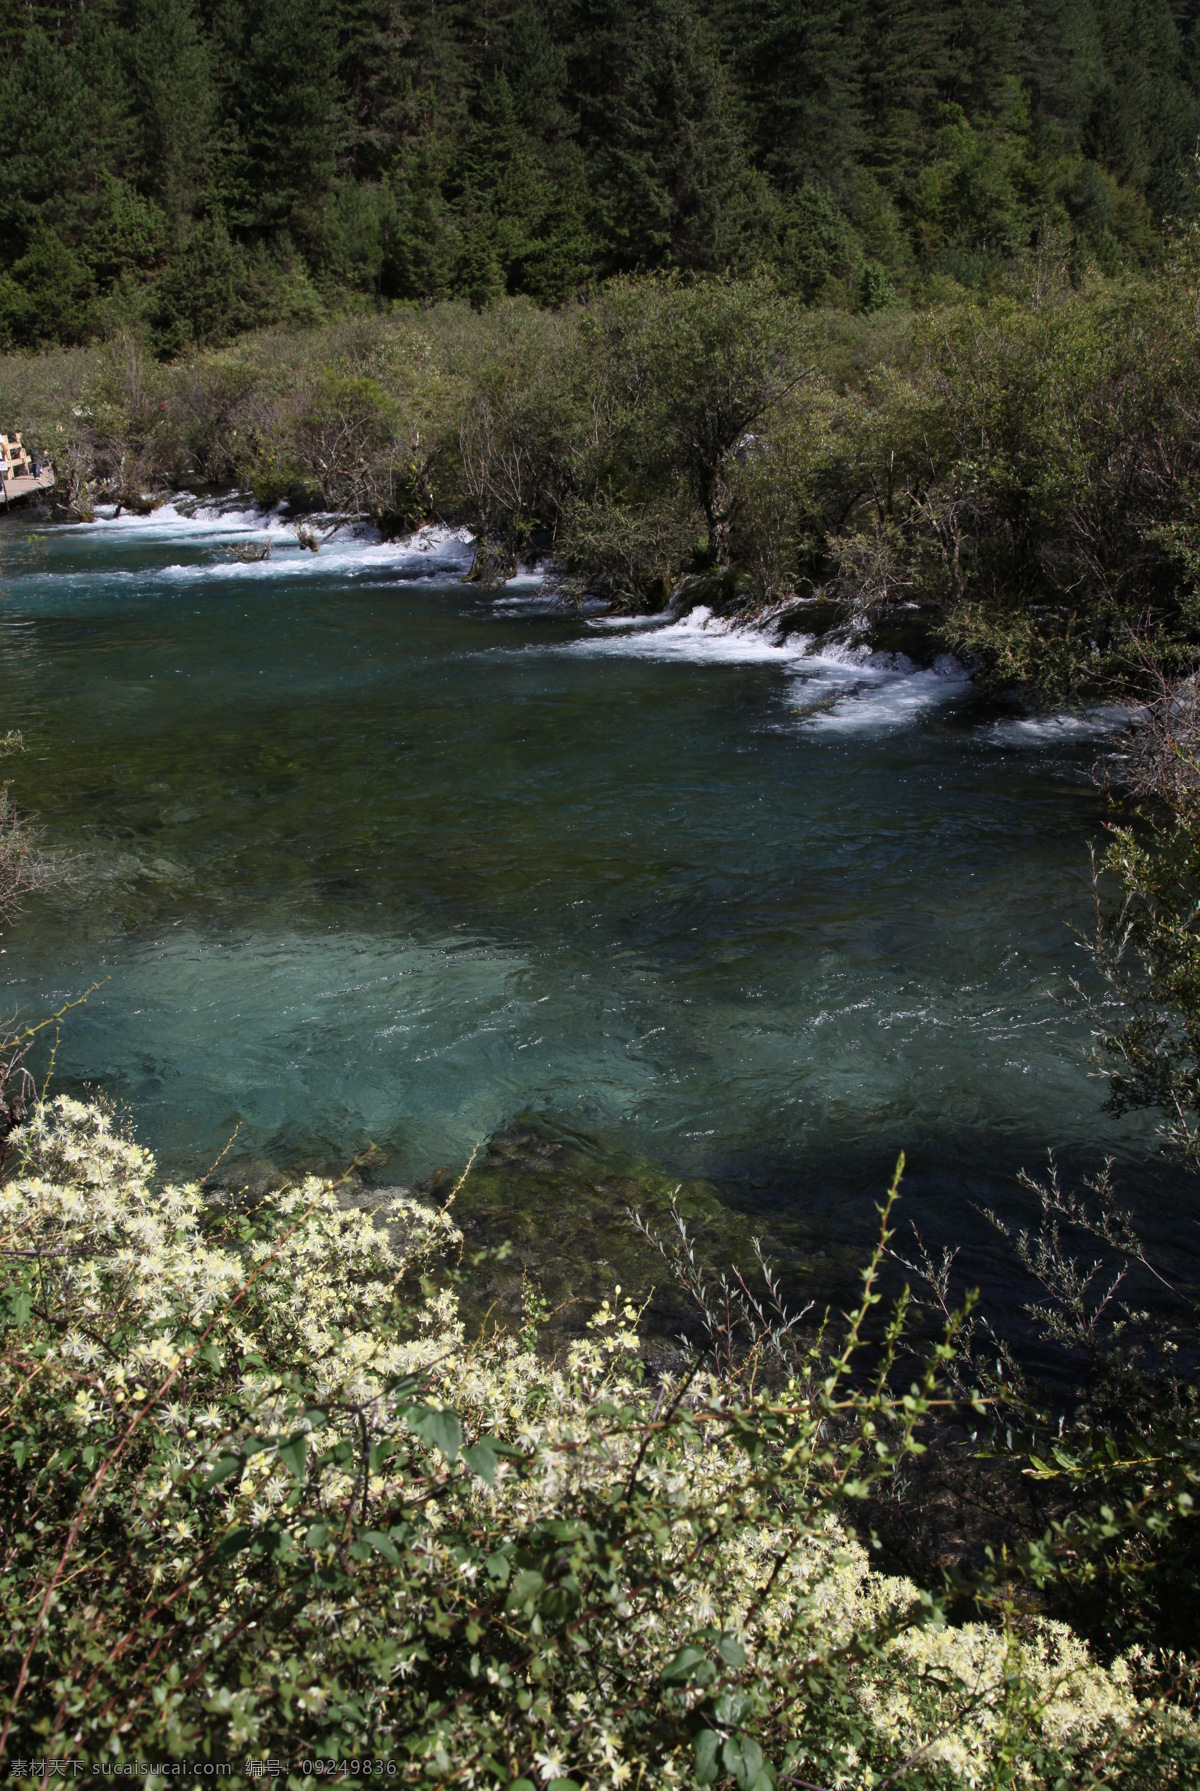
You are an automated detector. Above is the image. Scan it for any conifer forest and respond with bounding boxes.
[1,0,1196,347]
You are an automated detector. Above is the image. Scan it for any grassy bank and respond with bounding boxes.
[6,253,1200,698]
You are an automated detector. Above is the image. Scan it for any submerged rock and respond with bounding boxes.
[404,1115,858,1356]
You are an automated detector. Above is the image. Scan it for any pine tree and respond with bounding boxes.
[567,0,763,272]
[1020,0,1106,141]
[517,147,601,301]
[217,0,343,242]
[503,1,571,140]
[337,0,413,180]
[129,0,213,238]
[706,0,868,193]
[938,0,1024,116]
[1085,0,1200,210]
[858,0,959,172]
[75,14,134,198]
[0,28,90,257]
[381,136,453,299]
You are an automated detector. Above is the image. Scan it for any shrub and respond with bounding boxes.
[1,1102,1197,1781]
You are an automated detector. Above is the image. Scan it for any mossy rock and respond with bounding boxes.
[672,568,754,617]
[863,605,946,666]
[203,1117,865,1362]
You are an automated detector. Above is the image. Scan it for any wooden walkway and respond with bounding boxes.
[1,469,54,505]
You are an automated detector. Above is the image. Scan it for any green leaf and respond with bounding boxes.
[718,1634,747,1668]
[541,1585,578,1623]
[462,1441,498,1485]
[204,1455,243,1490]
[368,1438,395,1474]
[254,1521,292,1559]
[212,1526,253,1563]
[510,1569,545,1605]
[406,1404,463,1462]
[277,1432,308,1478]
[541,1519,583,1541]
[662,1643,708,1684]
[318,1438,356,1471]
[362,1530,401,1566]
[693,1730,720,1787]
[2,1283,31,1326]
[715,1691,751,1726]
[305,1523,330,1551]
[722,1738,766,1790]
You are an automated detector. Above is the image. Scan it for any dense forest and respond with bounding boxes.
[4,0,1200,350]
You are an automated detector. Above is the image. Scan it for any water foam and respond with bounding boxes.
[574,605,809,664]
[81,495,288,540]
[569,605,970,729]
[795,654,970,733]
[163,527,476,583]
[53,498,480,582]
[986,707,1130,747]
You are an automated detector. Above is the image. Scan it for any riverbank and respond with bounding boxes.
[5,261,1200,702]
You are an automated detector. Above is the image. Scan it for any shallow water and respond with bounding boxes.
[1,500,1191,1301]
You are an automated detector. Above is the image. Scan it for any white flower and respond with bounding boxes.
[534,1749,567,1782]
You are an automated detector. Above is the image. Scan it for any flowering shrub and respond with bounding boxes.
[1,1097,1197,1785]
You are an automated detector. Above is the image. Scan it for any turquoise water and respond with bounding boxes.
[0,501,1183,1279]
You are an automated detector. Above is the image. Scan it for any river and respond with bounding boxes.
[1,500,1189,1313]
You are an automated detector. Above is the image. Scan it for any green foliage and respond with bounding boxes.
[857,262,898,312]
[1084,777,1200,1171]
[219,0,342,243]
[770,185,860,305]
[0,29,90,261]
[81,181,168,293]
[130,0,213,236]
[150,218,321,355]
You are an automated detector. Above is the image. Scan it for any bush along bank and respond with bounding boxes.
[10,243,1200,701]
[1,1098,1199,1783]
